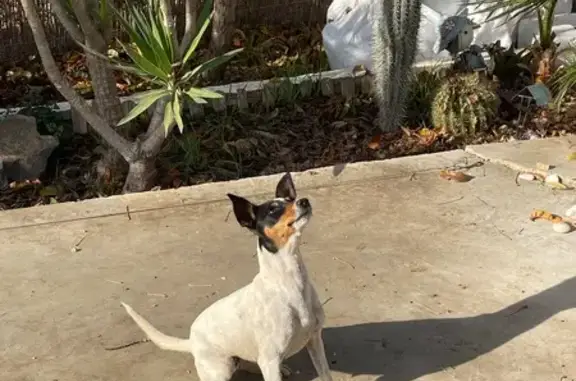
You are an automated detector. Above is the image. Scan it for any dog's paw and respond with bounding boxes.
[280,363,293,378]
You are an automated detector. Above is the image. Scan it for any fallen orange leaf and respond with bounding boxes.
[439,170,474,183]
[529,209,564,223]
[367,134,383,150]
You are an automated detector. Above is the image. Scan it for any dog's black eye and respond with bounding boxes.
[268,203,281,214]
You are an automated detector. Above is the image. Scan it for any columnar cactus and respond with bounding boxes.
[372,0,422,132]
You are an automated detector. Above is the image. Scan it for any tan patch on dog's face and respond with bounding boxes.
[263,202,297,249]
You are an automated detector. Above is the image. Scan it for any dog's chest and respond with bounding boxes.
[282,283,322,357]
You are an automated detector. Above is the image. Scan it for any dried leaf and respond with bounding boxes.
[567,152,576,161]
[416,127,438,146]
[331,121,347,128]
[39,185,59,197]
[546,181,570,190]
[352,64,366,75]
[400,127,413,137]
[530,209,564,223]
[9,179,41,190]
[368,134,382,150]
[439,170,474,183]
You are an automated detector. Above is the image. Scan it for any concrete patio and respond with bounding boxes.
[1,145,576,381]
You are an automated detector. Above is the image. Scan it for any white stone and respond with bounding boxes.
[518,173,536,181]
[553,222,572,234]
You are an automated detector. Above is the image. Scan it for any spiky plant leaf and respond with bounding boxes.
[469,0,551,23]
[182,0,214,65]
[551,46,576,107]
[185,87,223,99]
[117,89,170,126]
[173,91,185,133]
[186,48,244,80]
[163,99,175,134]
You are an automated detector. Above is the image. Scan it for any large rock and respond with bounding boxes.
[0,115,59,181]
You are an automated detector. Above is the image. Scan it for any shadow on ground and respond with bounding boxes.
[268,276,576,381]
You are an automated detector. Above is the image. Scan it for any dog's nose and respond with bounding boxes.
[297,198,310,209]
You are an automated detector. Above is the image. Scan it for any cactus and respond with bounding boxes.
[372,0,422,132]
[431,73,500,136]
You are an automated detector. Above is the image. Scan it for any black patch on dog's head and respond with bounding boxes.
[227,172,304,253]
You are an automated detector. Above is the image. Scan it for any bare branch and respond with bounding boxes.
[211,0,237,55]
[20,0,135,161]
[179,0,198,57]
[48,0,84,42]
[71,0,106,50]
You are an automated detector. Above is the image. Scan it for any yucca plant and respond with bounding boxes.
[108,0,242,133]
[20,0,243,192]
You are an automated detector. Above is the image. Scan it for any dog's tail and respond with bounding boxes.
[121,302,191,353]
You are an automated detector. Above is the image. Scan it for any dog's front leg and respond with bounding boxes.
[257,355,284,381]
[306,330,333,381]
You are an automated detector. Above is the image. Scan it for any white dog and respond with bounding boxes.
[121,172,333,381]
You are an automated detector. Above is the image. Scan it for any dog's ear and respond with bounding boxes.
[227,193,257,229]
[275,172,296,201]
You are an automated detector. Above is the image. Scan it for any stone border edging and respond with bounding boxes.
[0,59,461,133]
[0,149,471,230]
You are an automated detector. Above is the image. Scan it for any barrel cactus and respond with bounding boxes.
[431,72,500,136]
[372,0,422,132]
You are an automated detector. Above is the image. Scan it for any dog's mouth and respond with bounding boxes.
[289,209,312,226]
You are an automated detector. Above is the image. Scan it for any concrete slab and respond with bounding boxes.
[466,136,576,187]
[1,150,576,381]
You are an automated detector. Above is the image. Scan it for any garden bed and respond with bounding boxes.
[2,89,576,211]
[0,23,328,109]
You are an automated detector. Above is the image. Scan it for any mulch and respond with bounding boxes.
[3,93,575,211]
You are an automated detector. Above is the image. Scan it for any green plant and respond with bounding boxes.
[21,0,243,193]
[372,0,422,132]
[405,68,443,125]
[474,0,556,48]
[431,72,500,136]
[484,40,533,90]
[551,45,576,106]
[108,0,242,132]
[472,0,558,81]
[173,133,209,173]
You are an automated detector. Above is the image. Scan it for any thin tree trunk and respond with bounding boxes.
[73,0,129,183]
[87,53,130,184]
[123,101,173,192]
[123,158,157,193]
[20,0,134,161]
[179,0,200,56]
[208,0,237,81]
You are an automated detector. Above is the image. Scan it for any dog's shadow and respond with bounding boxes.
[238,276,576,381]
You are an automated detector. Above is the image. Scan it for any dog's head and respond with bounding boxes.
[227,172,312,254]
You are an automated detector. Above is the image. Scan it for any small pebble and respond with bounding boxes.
[545,174,569,189]
[566,205,576,217]
[553,222,572,234]
[518,173,536,181]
